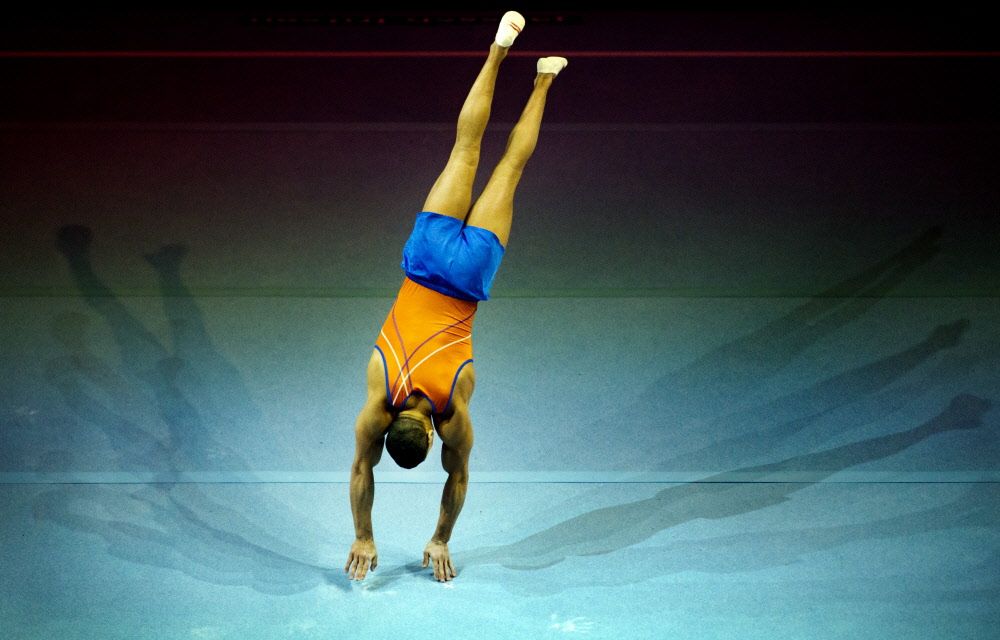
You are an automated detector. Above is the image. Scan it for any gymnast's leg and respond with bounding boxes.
[464,57,568,247]
[422,42,512,220]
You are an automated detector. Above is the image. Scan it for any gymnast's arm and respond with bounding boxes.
[423,396,474,581]
[345,354,392,580]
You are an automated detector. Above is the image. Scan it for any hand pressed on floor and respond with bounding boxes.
[423,539,457,582]
[345,538,378,581]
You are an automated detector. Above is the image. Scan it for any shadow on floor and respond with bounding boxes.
[33,225,347,595]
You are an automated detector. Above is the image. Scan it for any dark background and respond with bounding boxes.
[2,5,998,475]
[3,5,999,123]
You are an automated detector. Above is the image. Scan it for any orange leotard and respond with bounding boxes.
[374,277,477,414]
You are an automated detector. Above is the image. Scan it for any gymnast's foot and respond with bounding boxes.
[537,56,569,76]
[495,10,525,48]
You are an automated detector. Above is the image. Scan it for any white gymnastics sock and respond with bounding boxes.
[537,56,568,75]
[495,11,525,47]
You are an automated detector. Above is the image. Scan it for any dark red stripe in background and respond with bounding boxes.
[2,50,999,59]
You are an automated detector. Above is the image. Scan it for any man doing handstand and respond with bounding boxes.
[345,11,567,583]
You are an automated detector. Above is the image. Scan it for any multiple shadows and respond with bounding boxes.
[34,224,345,595]
[30,222,996,595]
[453,394,991,573]
[535,225,983,471]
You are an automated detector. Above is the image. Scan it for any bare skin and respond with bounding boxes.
[346,40,559,583]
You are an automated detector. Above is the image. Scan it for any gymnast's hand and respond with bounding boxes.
[423,539,457,582]
[345,538,378,580]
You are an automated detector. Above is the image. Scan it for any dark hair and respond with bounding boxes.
[385,415,430,469]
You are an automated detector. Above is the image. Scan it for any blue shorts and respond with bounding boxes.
[401,211,505,302]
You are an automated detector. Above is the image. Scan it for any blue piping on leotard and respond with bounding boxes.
[442,359,474,415]
[374,345,440,415]
[374,346,473,417]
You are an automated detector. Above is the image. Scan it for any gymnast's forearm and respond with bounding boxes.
[350,462,376,540]
[432,471,468,543]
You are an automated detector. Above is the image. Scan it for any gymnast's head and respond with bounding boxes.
[385,411,434,469]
